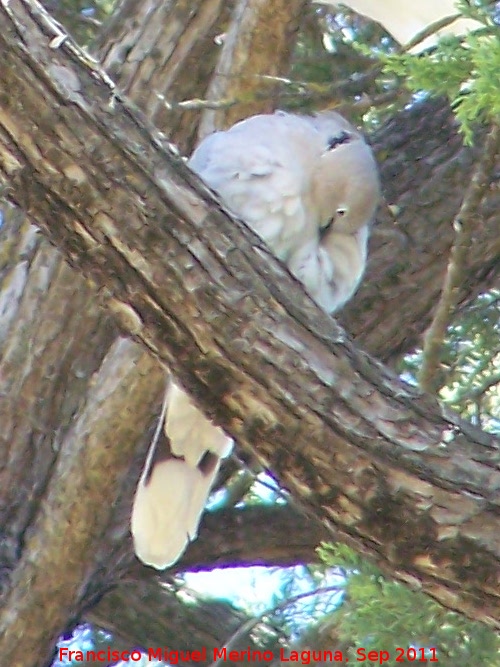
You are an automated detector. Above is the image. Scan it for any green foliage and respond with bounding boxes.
[290,3,499,137]
[381,3,500,143]
[439,290,499,429]
[286,4,401,127]
[272,566,343,637]
[456,0,497,22]
[318,544,500,666]
[402,290,500,432]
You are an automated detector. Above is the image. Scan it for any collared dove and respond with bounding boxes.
[316,0,482,51]
[131,111,380,569]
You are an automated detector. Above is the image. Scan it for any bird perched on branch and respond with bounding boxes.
[131,110,380,569]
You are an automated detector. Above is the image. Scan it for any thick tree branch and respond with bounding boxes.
[87,581,258,660]
[153,505,326,573]
[1,0,499,632]
[94,0,234,153]
[0,339,164,666]
[1,0,312,659]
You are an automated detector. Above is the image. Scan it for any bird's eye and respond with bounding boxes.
[326,131,351,151]
[320,208,348,239]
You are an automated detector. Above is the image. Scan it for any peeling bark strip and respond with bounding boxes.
[0,0,499,629]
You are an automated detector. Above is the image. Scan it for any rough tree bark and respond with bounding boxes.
[345,105,499,361]
[88,580,257,659]
[197,0,308,136]
[83,506,320,659]
[0,0,317,663]
[1,1,499,650]
[0,0,499,662]
[94,0,235,152]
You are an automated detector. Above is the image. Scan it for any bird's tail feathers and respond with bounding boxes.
[131,380,233,570]
[131,454,223,570]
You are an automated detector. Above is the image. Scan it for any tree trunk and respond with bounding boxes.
[0,3,499,648]
[197,0,308,137]
[94,0,235,153]
[0,0,315,663]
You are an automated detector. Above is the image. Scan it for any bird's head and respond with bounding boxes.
[311,123,380,236]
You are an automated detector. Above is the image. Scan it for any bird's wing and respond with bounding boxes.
[188,114,324,261]
[165,381,232,465]
[288,225,369,313]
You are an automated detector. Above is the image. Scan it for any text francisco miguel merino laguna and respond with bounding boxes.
[58,645,438,663]
[58,647,347,663]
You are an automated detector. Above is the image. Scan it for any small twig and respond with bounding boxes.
[220,467,257,507]
[401,13,466,53]
[157,63,389,116]
[55,7,103,29]
[156,94,239,112]
[337,88,408,116]
[139,374,170,479]
[469,372,500,401]
[419,123,500,394]
[209,585,343,667]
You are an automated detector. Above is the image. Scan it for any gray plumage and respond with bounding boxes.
[131,110,380,569]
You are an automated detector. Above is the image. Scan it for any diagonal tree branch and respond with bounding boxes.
[0,0,316,661]
[94,0,234,153]
[0,338,164,665]
[0,0,499,637]
[85,505,326,659]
